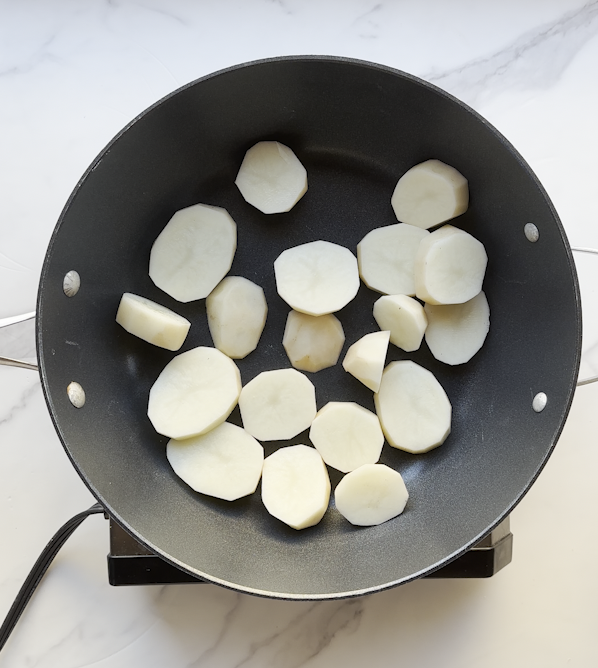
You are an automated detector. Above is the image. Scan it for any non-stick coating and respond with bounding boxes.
[37,57,581,599]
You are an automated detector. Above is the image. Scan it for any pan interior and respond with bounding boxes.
[37,57,580,598]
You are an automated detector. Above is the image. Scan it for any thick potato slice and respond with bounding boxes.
[414,224,487,305]
[274,240,360,316]
[261,444,330,530]
[335,464,409,526]
[239,368,316,441]
[425,290,490,365]
[235,141,307,214]
[282,310,345,373]
[342,330,390,392]
[149,203,236,303]
[207,276,267,359]
[309,402,384,473]
[166,422,264,501]
[116,292,190,351]
[391,159,469,229]
[373,294,427,352]
[374,360,451,454]
[148,346,241,440]
[357,223,429,295]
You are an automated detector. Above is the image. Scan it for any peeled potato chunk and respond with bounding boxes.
[148,346,241,440]
[167,422,264,501]
[414,224,487,305]
[149,203,236,303]
[357,223,429,295]
[261,444,330,530]
[282,310,345,373]
[425,290,490,365]
[116,292,190,351]
[235,141,307,214]
[335,464,409,526]
[207,276,267,359]
[374,360,451,454]
[342,330,390,392]
[309,402,384,473]
[239,368,316,441]
[373,294,427,352]
[391,159,469,229]
[274,240,360,316]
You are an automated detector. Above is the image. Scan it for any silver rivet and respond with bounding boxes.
[63,270,81,297]
[67,382,86,408]
[532,392,547,413]
[524,223,539,243]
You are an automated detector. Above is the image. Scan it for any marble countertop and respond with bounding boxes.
[2,1,598,666]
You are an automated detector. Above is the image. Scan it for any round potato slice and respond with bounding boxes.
[274,240,360,316]
[309,402,384,473]
[374,360,451,454]
[357,223,429,295]
[148,346,241,440]
[261,444,330,530]
[391,159,469,229]
[149,203,237,303]
[342,330,390,393]
[335,464,409,526]
[414,224,487,305]
[235,141,307,214]
[167,422,264,501]
[373,294,427,352]
[282,310,345,373]
[239,368,316,441]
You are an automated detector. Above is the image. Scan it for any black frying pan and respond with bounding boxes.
[36,56,581,599]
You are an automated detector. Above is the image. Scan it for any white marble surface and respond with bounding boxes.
[2,1,598,666]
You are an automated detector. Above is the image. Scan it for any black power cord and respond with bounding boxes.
[0,503,104,653]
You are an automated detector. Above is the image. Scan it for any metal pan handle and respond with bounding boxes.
[0,312,37,371]
[572,247,598,386]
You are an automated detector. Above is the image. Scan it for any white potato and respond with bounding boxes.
[148,346,241,440]
[309,402,384,473]
[425,290,490,365]
[414,224,487,305]
[235,141,307,214]
[207,276,267,359]
[342,330,390,393]
[282,310,345,373]
[357,223,429,295]
[374,360,451,454]
[261,444,330,529]
[116,293,190,351]
[239,368,316,441]
[167,422,264,501]
[373,294,427,352]
[335,464,409,526]
[391,159,469,229]
[274,240,360,316]
[149,203,236,303]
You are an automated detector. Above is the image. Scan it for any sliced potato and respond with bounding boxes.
[342,330,390,393]
[148,346,241,440]
[414,224,487,305]
[167,422,264,501]
[357,223,429,295]
[309,402,384,473]
[261,444,330,530]
[335,464,409,526]
[239,368,316,441]
[374,360,451,454]
[274,240,360,316]
[235,141,307,214]
[391,159,468,229]
[282,310,345,373]
[425,290,490,365]
[207,276,267,359]
[149,203,236,303]
[116,292,190,351]
[373,294,427,352]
